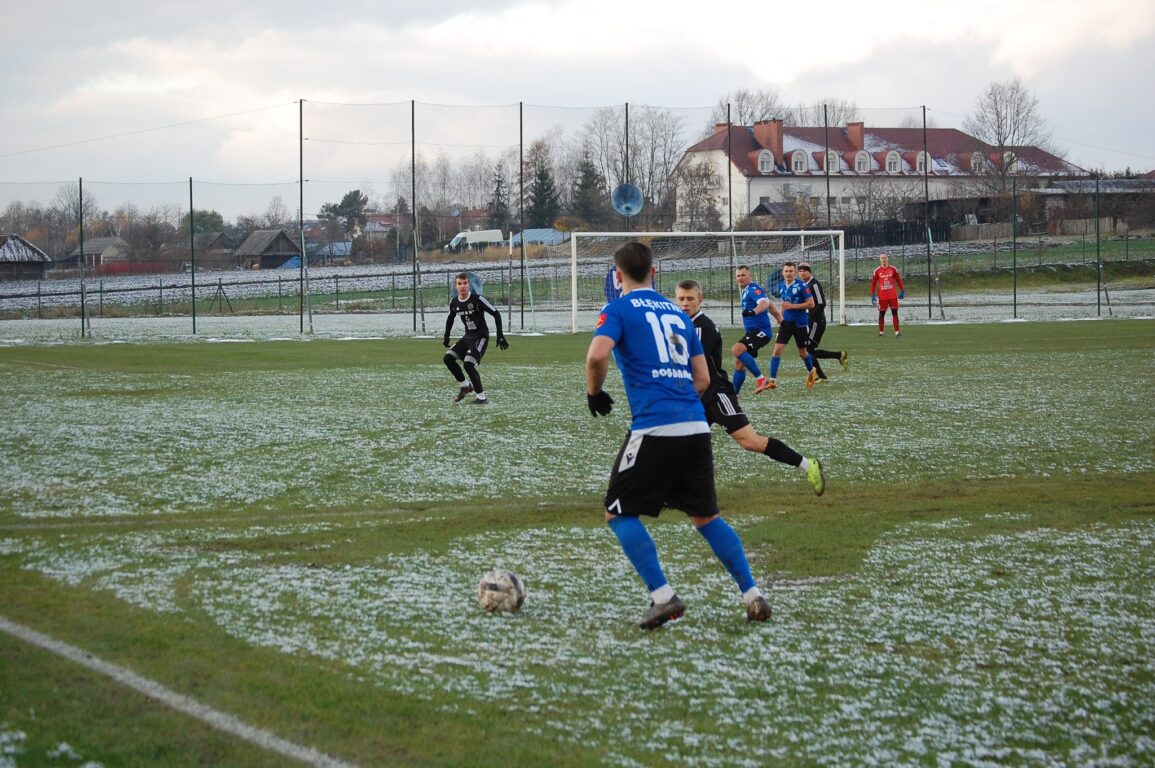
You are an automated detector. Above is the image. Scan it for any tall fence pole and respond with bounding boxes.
[78,177,87,338]
[189,177,197,335]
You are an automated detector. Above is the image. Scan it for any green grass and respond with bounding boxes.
[1,320,1153,766]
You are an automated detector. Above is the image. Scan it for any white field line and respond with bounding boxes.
[0,615,358,768]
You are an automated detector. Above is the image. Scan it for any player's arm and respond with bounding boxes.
[443,306,455,345]
[585,336,615,416]
[768,301,783,323]
[894,269,905,292]
[480,295,508,348]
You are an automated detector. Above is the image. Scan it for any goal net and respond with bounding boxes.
[566,230,845,333]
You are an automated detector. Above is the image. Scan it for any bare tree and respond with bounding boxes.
[964,78,1057,192]
[673,160,723,231]
[793,98,859,128]
[709,88,789,129]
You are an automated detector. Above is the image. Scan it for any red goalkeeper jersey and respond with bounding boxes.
[871,265,904,300]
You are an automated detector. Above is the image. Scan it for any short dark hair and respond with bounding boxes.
[677,279,702,293]
[613,242,653,283]
[455,272,469,281]
[783,261,796,269]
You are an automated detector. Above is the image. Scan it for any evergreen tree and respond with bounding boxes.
[526,162,562,229]
[486,162,512,232]
[569,154,611,229]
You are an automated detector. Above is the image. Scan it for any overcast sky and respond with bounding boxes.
[2,0,1153,194]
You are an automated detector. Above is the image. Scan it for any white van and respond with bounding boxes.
[445,229,505,253]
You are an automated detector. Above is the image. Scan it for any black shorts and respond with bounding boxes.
[807,317,827,349]
[448,334,489,363]
[604,431,719,519]
[703,383,750,435]
[737,329,772,356]
[775,321,809,348]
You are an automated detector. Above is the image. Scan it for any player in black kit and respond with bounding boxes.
[443,272,508,404]
[798,262,846,381]
[674,279,824,496]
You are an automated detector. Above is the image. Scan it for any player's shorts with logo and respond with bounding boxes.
[604,432,718,519]
[877,296,900,312]
[737,329,771,356]
[448,334,489,362]
[775,320,809,348]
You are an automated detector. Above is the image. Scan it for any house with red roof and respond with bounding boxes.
[674,119,1088,229]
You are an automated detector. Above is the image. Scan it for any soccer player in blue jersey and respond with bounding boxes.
[765,261,819,390]
[585,242,773,629]
[731,265,780,395]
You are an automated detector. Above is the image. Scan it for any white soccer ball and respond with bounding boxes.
[477,568,526,613]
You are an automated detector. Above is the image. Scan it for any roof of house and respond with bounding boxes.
[0,233,52,263]
[66,236,130,257]
[684,123,1086,179]
[234,229,300,257]
[511,228,570,246]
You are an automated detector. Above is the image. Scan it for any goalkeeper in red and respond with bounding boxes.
[870,253,905,337]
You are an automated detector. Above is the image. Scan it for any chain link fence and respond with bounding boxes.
[1,102,1152,342]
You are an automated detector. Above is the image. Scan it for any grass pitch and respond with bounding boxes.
[1,320,1153,766]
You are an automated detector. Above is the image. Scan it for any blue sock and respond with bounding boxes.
[770,356,781,379]
[738,352,762,379]
[608,515,668,593]
[805,354,814,371]
[732,368,746,394]
[696,517,756,593]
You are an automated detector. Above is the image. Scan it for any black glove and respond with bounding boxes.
[496,334,509,350]
[442,336,450,348]
[742,309,756,318]
[587,391,614,417]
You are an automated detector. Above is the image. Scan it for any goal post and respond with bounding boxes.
[568,230,846,333]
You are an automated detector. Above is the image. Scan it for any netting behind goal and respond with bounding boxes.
[566,231,845,333]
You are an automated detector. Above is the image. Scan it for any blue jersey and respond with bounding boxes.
[594,289,706,430]
[778,278,812,326]
[740,282,773,334]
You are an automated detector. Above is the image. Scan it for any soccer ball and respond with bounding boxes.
[477,568,526,613]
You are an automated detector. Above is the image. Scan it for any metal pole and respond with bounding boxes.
[1095,175,1102,316]
[519,101,525,329]
[1012,176,1018,319]
[78,177,87,338]
[923,106,932,320]
[624,102,630,233]
[189,178,197,334]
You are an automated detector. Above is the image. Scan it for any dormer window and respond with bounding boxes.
[886,151,901,174]
[791,150,807,173]
[826,150,839,172]
[1003,151,1018,174]
[972,152,989,173]
[916,151,929,174]
[855,152,870,173]
[758,150,774,174]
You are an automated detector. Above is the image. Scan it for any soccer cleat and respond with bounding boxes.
[469,396,489,405]
[895,331,902,337]
[879,331,884,337]
[816,376,830,384]
[453,385,473,403]
[755,377,777,393]
[806,458,825,497]
[805,369,818,389]
[745,595,773,622]
[839,350,849,371]
[639,595,686,629]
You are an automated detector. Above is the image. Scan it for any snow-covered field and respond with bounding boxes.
[1,334,1153,765]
